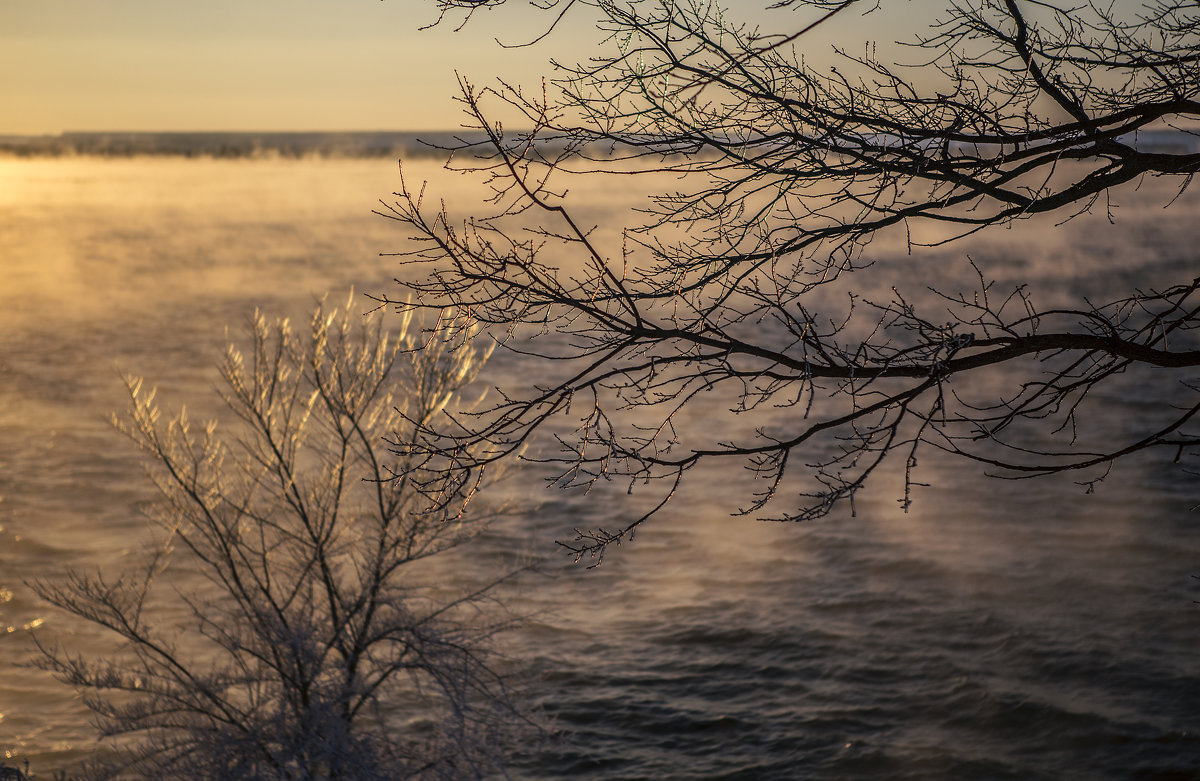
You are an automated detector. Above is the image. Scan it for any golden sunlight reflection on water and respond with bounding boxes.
[0,153,653,772]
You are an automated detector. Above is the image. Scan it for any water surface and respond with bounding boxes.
[1,156,1198,779]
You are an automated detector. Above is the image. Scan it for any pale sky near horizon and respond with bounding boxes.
[0,0,928,135]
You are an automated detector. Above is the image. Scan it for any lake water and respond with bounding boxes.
[1,156,1199,779]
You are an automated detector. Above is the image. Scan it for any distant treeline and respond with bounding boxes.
[0,131,494,159]
[2,129,1196,160]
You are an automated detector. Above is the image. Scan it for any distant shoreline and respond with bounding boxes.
[0,131,484,159]
[1,128,1196,160]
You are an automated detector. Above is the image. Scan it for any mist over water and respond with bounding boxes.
[1,156,1198,779]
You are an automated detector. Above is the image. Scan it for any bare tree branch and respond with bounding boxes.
[388,0,1200,560]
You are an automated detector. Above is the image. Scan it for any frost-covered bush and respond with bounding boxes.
[34,294,521,780]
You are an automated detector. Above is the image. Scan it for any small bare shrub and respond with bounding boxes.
[34,294,522,780]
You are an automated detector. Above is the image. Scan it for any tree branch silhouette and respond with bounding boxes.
[383,0,1200,562]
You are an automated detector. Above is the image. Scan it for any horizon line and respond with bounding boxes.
[2,128,477,137]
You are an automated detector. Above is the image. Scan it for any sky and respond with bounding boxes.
[0,0,928,135]
[0,0,601,134]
